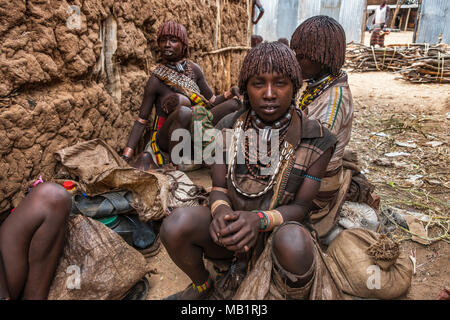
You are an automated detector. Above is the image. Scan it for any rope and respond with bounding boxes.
[166,172,208,203]
[386,46,397,70]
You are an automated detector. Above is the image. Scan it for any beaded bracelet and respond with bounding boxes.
[253,210,284,232]
[253,210,270,231]
[304,174,322,182]
[255,211,266,231]
[192,277,212,293]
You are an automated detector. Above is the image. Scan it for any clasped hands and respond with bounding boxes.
[209,206,260,254]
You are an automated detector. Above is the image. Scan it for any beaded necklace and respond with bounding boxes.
[229,119,294,198]
[242,109,291,180]
[297,72,342,111]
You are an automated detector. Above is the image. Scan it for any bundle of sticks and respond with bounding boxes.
[345,43,449,83]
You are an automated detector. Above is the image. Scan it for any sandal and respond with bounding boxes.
[122,277,150,300]
[138,234,161,259]
[126,216,157,249]
[71,190,134,218]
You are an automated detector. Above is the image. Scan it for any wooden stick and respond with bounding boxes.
[201,46,251,56]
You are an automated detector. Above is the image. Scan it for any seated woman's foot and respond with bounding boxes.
[214,257,247,297]
[130,152,158,171]
[176,163,203,172]
[165,282,214,300]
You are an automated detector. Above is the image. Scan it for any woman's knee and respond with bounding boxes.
[160,206,208,247]
[272,223,314,276]
[176,105,193,128]
[31,182,71,220]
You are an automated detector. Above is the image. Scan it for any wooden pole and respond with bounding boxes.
[361,0,368,44]
[246,0,252,47]
[226,52,231,90]
[404,7,411,31]
[214,0,221,50]
[390,0,406,29]
[412,0,422,43]
[201,46,251,56]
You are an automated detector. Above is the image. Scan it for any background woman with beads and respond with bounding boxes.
[158,42,342,300]
[290,15,356,242]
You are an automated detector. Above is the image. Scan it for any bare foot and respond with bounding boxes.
[165,282,214,300]
[130,152,158,171]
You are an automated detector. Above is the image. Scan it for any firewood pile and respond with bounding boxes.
[345,43,449,83]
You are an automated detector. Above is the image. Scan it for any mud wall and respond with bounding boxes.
[0,0,250,212]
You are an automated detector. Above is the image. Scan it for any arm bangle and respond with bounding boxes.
[210,200,231,217]
[208,95,217,105]
[211,187,228,194]
[136,117,149,126]
[123,147,134,159]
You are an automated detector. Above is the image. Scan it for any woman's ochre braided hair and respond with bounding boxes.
[290,15,346,75]
[157,21,190,58]
[238,41,303,108]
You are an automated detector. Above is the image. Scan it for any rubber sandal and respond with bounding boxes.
[122,277,150,300]
[125,215,157,249]
[71,190,134,219]
[138,234,161,259]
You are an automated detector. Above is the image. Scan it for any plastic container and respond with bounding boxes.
[63,181,77,195]
[96,215,134,246]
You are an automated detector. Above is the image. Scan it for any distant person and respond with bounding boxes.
[277,37,289,46]
[370,0,390,47]
[251,0,265,24]
[0,182,71,299]
[251,34,263,48]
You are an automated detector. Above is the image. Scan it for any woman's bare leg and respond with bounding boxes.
[0,182,71,299]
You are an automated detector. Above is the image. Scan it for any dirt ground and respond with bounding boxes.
[142,32,450,300]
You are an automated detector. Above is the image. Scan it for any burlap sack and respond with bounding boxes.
[165,171,206,211]
[325,228,412,299]
[48,215,151,300]
[54,139,202,221]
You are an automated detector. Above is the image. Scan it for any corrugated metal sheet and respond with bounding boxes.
[416,0,450,44]
[276,0,299,40]
[255,0,367,44]
[298,0,367,43]
[338,0,368,44]
[254,0,279,41]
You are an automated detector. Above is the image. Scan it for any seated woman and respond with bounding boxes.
[160,42,340,300]
[123,21,241,171]
[0,182,71,300]
[290,15,356,240]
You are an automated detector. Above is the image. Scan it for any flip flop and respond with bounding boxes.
[138,234,161,259]
[71,190,134,219]
[124,215,157,249]
[122,277,150,300]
